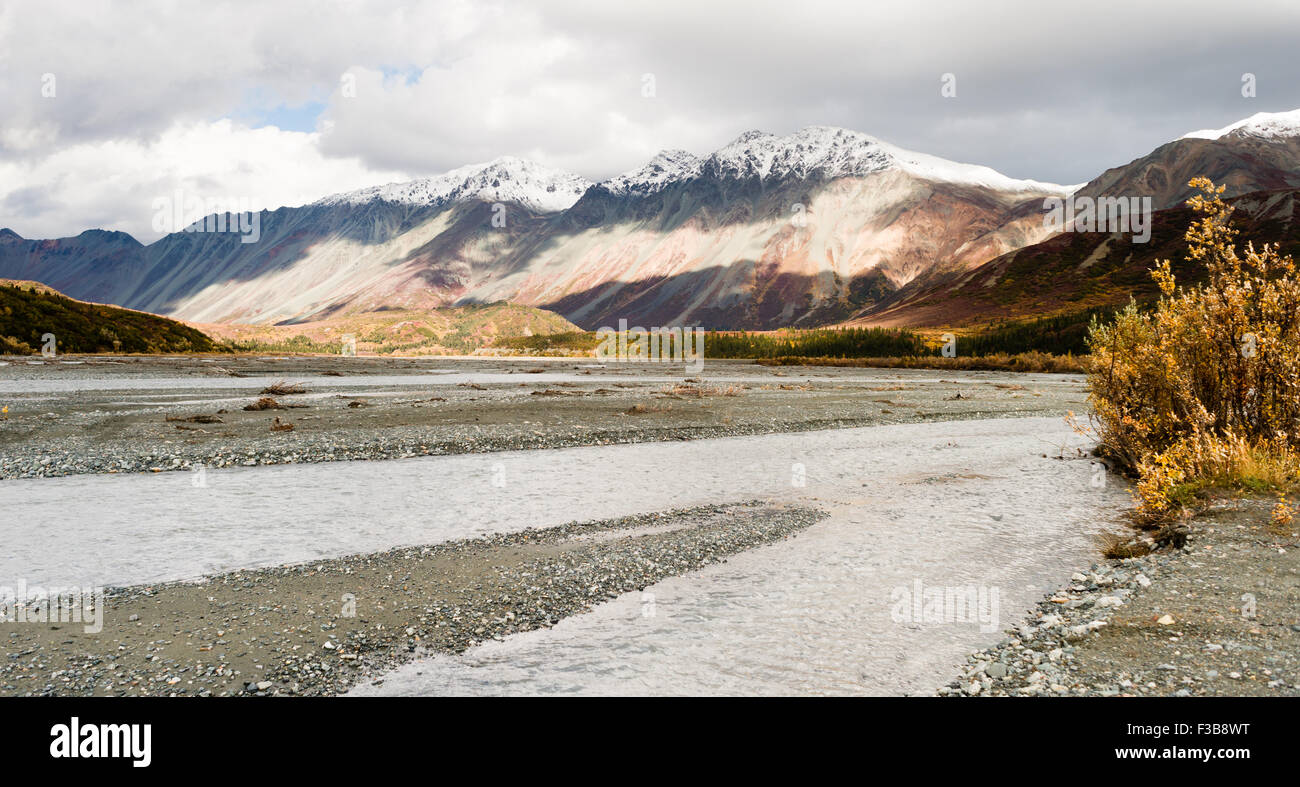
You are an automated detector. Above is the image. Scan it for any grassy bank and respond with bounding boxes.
[206,302,581,356]
[491,320,1097,370]
[1,281,219,354]
[757,351,1087,373]
[486,330,599,355]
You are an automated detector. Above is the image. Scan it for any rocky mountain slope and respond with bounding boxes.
[8,110,1300,332]
[847,109,1300,327]
[1074,110,1300,211]
[0,127,1070,330]
[470,127,1068,330]
[851,187,1300,328]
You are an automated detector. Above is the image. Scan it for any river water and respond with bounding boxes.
[0,414,1128,694]
[340,418,1127,696]
[345,417,1128,696]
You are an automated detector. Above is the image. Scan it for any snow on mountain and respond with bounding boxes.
[3,123,1084,329]
[315,126,1070,218]
[880,143,1078,193]
[1182,109,1300,141]
[697,126,894,181]
[599,150,701,195]
[601,126,1071,195]
[316,156,592,212]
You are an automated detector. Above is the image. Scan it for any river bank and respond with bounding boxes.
[1,414,1130,696]
[942,497,1300,696]
[0,502,824,696]
[0,355,1086,479]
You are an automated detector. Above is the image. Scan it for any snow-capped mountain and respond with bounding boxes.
[690,126,1069,192]
[599,150,701,196]
[1076,108,1300,212]
[1182,109,1300,141]
[9,112,1297,331]
[849,107,1300,329]
[455,127,1072,328]
[600,126,1070,195]
[0,126,1073,328]
[316,156,592,213]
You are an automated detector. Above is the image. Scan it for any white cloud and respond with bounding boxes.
[0,120,409,241]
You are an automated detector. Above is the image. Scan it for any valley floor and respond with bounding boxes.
[0,354,1290,697]
[0,355,1084,479]
[945,497,1300,697]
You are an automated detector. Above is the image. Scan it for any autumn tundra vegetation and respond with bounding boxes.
[1087,179,1300,532]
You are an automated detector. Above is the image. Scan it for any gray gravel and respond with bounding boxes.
[0,355,1089,479]
[940,497,1300,697]
[0,500,825,697]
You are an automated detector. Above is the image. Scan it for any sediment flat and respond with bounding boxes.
[0,502,824,696]
[8,354,1287,698]
[0,355,1087,479]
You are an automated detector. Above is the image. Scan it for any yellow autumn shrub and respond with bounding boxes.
[1087,178,1300,520]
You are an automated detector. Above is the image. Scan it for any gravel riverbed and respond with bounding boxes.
[0,501,824,697]
[0,355,1087,479]
[941,497,1300,697]
[9,353,1286,697]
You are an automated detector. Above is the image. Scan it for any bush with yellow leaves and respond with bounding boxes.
[1087,178,1300,522]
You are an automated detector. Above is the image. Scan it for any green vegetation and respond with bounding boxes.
[0,282,219,354]
[958,306,1122,356]
[490,331,600,354]
[704,327,929,358]
[491,326,931,358]
[491,320,1097,367]
[758,351,1086,374]
[226,335,337,354]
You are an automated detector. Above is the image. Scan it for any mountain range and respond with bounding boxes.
[4,110,1300,332]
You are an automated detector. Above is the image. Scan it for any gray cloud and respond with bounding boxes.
[3,0,1299,238]
[0,185,61,219]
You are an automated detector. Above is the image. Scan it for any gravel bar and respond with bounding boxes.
[940,498,1300,697]
[0,355,1088,479]
[0,500,826,697]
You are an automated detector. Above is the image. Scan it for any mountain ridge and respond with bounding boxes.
[5,112,1299,331]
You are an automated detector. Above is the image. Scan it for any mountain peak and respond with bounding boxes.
[702,126,883,181]
[696,125,1067,193]
[74,229,143,247]
[599,125,1070,196]
[600,149,701,195]
[317,156,592,213]
[729,129,773,145]
[1182,108,1300,141]
[0,228,23,242]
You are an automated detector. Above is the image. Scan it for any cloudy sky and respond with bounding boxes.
[3,0,1299,241]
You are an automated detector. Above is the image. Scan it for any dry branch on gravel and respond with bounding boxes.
[261,380,307,395]
[164,414,224,424]
[659,383,744,398]
[244,397,284,411]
